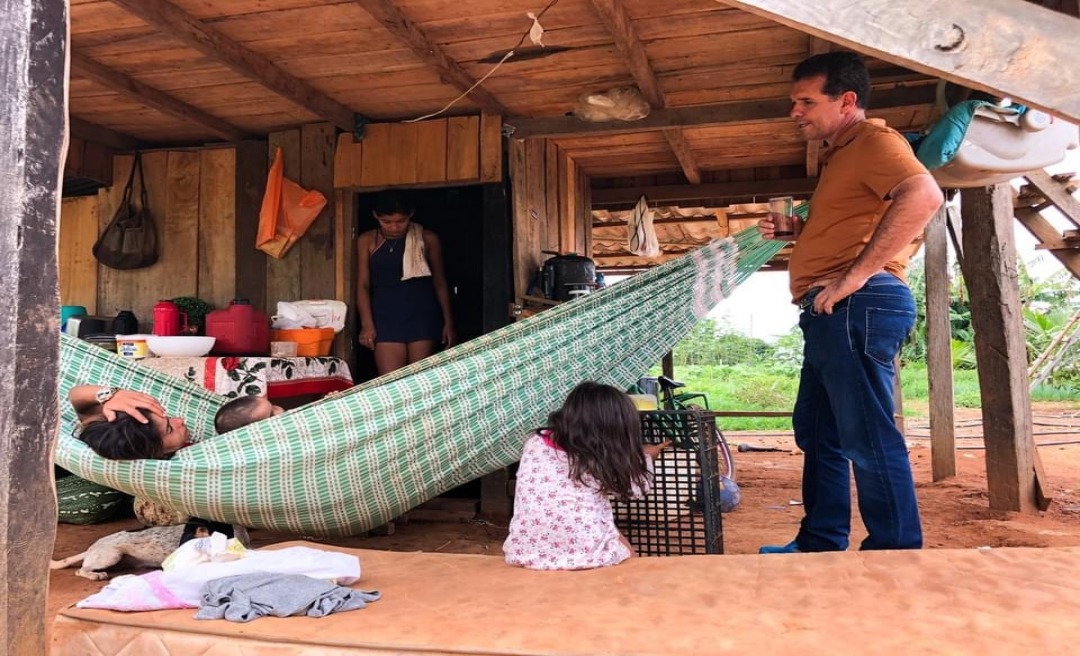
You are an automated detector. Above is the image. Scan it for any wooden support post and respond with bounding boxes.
[662,351,675,380]
[960,185,1046,512]
[1,0,67,652]
[334,189,357,369]
[924,205,956,480]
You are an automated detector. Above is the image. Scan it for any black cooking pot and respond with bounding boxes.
[541,253,596,301]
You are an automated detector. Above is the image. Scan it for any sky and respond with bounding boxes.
[709,150,1080,342]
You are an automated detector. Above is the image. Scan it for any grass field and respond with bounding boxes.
[650,364,1080,430]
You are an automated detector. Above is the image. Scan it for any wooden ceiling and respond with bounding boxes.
[68,0,1076,184]
[68,0,938,180]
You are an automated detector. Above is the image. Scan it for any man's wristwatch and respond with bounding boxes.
[95,387,117,405]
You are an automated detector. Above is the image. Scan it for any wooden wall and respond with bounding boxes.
[59,127,343,333]
[60,149,240,328]
[508,139,591,298]
[64,134,115,186]
[334,115,502,190]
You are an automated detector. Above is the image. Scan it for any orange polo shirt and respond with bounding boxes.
[788,118,930,302]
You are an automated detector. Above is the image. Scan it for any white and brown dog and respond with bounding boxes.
[50,525,191,580]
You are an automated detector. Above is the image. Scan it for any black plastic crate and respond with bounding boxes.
[612,410,724,556]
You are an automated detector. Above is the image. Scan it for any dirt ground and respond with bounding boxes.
[48,403,1080,621]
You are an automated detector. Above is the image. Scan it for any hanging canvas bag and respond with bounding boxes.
[256,147,328,259]
[92,153,159,270]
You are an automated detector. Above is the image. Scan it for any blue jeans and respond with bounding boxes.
[792,273,922,551]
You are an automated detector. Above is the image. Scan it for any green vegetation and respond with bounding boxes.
[655,260,1080,430]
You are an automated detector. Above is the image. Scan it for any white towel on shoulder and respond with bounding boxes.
[402,222,432,280]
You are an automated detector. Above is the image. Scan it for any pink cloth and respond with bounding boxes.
[503,431,650,571]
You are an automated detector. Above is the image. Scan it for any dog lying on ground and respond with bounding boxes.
[51,525,193,580]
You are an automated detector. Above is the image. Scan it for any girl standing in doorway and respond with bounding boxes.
[356,191,455,375]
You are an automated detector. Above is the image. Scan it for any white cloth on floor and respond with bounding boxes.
[161,545,361,606]
[77,570,194,612]
[401,222,432,280]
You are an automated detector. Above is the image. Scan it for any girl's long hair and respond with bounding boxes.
[547,381,648,499]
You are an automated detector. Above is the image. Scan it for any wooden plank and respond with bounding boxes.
[507,85,937,138]
[586,0,665,106]
[1,3,65,651]
[718,0,1080,123]
[59,196,100,313]
[662,129,702,184]
[299,122,337,300]
[578,166,591,257]
[592,177,817,206]
[234,140,267,312]
[414,119,448,184]
[560,151,577,254]
[479,113,502,183]
[333,132,364,189]
[97,150,183,324]
[544,139,560,252]
[71,52,250,141]
[65,135,85,177]
[110,0,359,130]
[388,122,420,185]
[349,0,507,115]
[960,185,1041,513]
[359,122,393,188]
[197,147,236,309]
[1024,169,1080,224]
[924,205,956,481]
[70,115,143,151]
[334,189,357,367]
[160,150,201,302]
[509,139,530,298]
[446,115,480,182]
[1014,207,1080,280]
[266,130,302,309]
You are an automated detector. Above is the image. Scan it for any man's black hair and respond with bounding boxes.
[793,51,871,109]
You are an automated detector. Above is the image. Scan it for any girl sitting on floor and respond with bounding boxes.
[503,381,668,571]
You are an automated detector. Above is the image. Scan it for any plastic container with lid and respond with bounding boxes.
[205,299,270,355]
[270,328,335,357]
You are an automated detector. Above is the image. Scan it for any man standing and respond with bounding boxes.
[758,52,943,553]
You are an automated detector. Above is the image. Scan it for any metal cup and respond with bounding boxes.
[768,196,797,241]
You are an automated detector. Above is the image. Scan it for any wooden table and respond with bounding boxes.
[137,355,353,399]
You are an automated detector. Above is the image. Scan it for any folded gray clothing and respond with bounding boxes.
[195,572,381,623]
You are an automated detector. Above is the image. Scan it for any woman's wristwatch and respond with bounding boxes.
[95,387,118,405]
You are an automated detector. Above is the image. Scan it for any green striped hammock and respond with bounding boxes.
[55,230,785,536]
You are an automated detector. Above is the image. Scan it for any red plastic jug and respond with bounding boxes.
[205,299,270,355]
[152,300,187,336]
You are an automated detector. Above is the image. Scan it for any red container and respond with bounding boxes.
[152,300,187,337]
[205,299,270,355]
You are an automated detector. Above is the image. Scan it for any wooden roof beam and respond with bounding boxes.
[587,0,701,184]
[592,177,818,207]
[110,0,359,131]
[69,116,145,152]
[71,52,250,142]
[717,0,1080,123]
[350,0,508,116]
[508,84,936,139]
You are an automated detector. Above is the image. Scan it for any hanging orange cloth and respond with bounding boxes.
[256,147,328,259]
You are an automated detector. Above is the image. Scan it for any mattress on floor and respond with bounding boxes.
[53,542,1080,655]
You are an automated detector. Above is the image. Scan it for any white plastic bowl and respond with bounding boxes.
[146,335,216,357]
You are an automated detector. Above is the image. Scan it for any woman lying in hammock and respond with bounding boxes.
[69,385,281,460]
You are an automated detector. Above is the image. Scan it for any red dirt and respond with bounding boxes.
[49,404,1080,620]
